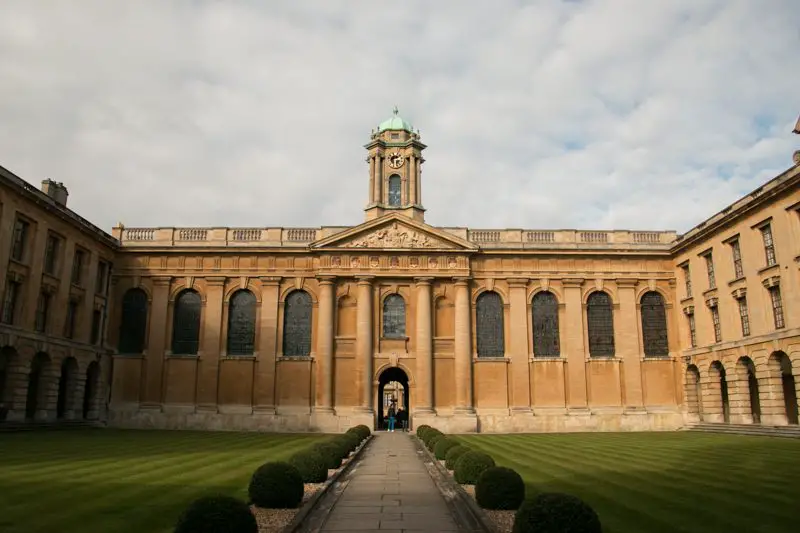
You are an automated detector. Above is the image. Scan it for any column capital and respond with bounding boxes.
[614,278,639,289]
[414,277,434,286]
[152,276,172,287]
[317,275,337,286]
[453,277,471,287]
[259,276,282,286]
[562,278,585,288]
[356,276,375,286]
[205,276,227,287]
[507,278,529,288]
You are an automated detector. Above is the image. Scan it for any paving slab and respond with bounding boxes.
[321,431,461,532]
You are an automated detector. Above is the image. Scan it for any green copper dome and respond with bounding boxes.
[378,106,414,132]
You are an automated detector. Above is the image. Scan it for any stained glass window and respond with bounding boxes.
[227,290,257,355]
[283,290,312,356]
[476,291,504,357]
[388,175,401,207]
[532,291,560,357]
[118,288,148,354]
[171,290,201,355]
[587,291,614,357]
[641,291,668,356]
[383,294,406,338]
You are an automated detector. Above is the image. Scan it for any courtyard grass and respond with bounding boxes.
[0,429,327,533]
[456,432,800,533]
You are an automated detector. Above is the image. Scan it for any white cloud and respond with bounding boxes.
[0,0,798,234]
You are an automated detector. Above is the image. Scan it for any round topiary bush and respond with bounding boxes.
[331,435,355,459]
[421,428,442,447]
[454,451,495,484]
[340,432,362,454]
[427,433,444,452]
[433,437,459,460]
[288,450,328,483]
[512,493,601,533]
[313,441,343,470]
[174,494,257,533]
[248,462,304,509]
[444,445,470,471]
[475,466,525,510]
[416,424,432,437]
[347,425,370,442]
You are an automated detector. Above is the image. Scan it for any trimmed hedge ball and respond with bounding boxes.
[512,493,601,533]
[444,445,470,471]
[454,451,495,484]
[248,462,304,509]
[427,434,444,452]
[313,441,343,470]
[421,428,443,447]
[174,494,257,533]
[339,432,361,454]
[476,466,525,510]
[332,435,355,459]
[416,424,432,437]
[289,450,328,483]
[433,437,459,460]
[348,424,371,442]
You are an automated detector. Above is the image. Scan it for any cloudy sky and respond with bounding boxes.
[1,1,798,235]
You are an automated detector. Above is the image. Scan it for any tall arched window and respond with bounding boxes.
[587,291,614,357]
[532,291,560,357]
[118,288,148,354]
[283,290,312,356]
[476,291,504,357]
[227,290,257,356]
[641,291,668,356]
[171,290,202,354]
[388,175,402,207]
[383,294,406,338]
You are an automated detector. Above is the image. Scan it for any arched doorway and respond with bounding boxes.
[56,358,78,419]
[0,346,16,421]
[771,352,798,425]
[82,361,100,420]
[25,353,51,420]
[377,367,409,431]
[710,361,730,423]
[737,356,761,424]
[685,365,702,420]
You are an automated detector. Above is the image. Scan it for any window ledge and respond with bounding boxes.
[758,263,780,275]
[530,356,565,362]
[381,336,409,341]
[586,356,619,362]
[702,287,718,297]
[680,296,694,304]
[727,276,746,287]
[473,356,509,363]
[167,353,199,358]
[278,355,313,361]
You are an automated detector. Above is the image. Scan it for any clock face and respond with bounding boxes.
[388,152,404,169]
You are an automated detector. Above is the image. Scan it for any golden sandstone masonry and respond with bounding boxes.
[0,109,799,434]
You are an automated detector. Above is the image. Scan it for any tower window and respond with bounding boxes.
[388,175,401,207]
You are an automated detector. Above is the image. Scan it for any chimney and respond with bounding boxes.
[41,179,69,206]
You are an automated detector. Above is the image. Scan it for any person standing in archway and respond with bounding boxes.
[387,401,397,432]
[396,406,407,432]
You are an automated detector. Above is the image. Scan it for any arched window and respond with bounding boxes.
[587,291,614,357]
[476,291,504,357]
[532,291,560,357]
[383,294,406,338]
[388,175,402,207]
[641,291,668,356]
[171,290,202,355]
[227,290,257,356]
[283,290,312,356]
[118,288,148,354]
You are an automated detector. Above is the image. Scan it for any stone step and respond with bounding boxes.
[684,422,800,439]
[0,419,105,433]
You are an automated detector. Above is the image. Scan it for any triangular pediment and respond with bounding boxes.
[311,214,477,251]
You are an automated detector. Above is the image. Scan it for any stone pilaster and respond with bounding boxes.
[316,276,336,413]
[254,277,281,414]
[616,279,644,411]
[453,277,474,414]
[414,277,434,414]
[508,278,532,412]
[196,276,225,411]
[356,276,374,413]
[563,278,589,411]
[141,276,171,408]
[21,220,48,329]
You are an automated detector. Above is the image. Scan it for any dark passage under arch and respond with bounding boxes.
[377,366,409,431]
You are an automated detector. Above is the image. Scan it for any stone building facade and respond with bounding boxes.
[1,110,798,433]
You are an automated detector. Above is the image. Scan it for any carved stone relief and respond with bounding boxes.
[341,222,452,249]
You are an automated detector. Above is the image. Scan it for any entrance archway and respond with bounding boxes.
[770,352,798,425]
[0,346,16,421]
[377,367,409,431]
[56,358,78,419]
[25,352,50,420]
[82,362,100,420]
[737,356,761,424]
[685,365,702,420]
[709,361,730,423]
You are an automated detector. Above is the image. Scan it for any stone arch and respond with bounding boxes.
[25,352,53,421]
[475,291,505,357]
[226,289,257,356]
[168,281,206,303]
[282,289,313,357]
[471,285,509,306]
[171,289,202,355]
[705,361,730,424]
[733,356,761,424]
[528,285,563,305]
[56,357,79,420]
[279,282,318,305]
[376,365,410,430]
[586,291,615,357]
[223,281,262,304]
[634,284,673,307]
[82,361,101,420]
[0,346,19,419]
[531,290,560,358]
[767,351,798,425]
[581,286,618,305]
[685,364,702,421]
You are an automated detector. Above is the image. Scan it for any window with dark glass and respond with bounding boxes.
[118,288,148,354]
[35,292,50,333]
[687,313,697,348]
[587,291,614,357]
[760,224,776,267]
[64,300,78,339]
[10,218,29,262]
[44,234,60,275]
[283,290,312,356]
[91,309,102,344]
[1,281,20,325]
[388,175,402,207]
[72,249,85,285]
[532,291,560,357]
[171,290,202,354]
[769,287,785,329]
[737,297,750,337]
[711,305,721,343]
[382,294,406,338]
[730,240,743,279]
[704,253,716,289]
[95,261,108,294]
[476,291,504,357]
[682,265,692,298]
[641,291,668,356]
[227,290,257,355]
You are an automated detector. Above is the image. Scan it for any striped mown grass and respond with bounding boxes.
[456,432,800,533]
[0,429,327,533]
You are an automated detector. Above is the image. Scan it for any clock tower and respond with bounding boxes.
[364,107,427,222]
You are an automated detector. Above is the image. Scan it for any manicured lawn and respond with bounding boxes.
[0,429,327,533]
[456,432,800,533]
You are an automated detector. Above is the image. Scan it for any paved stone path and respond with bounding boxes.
[320,431,460,532]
